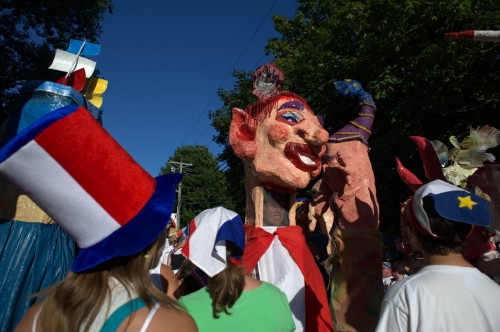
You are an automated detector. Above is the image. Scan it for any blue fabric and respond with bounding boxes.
[429,191,491,227]
[0,220,75,331]
[66,39,101,56]
[99,298,146,332]
[334,79,375,107]
[0,81,101,148]
[214,213,245,258]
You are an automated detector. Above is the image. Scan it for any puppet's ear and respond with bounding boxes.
[229,108,257,159]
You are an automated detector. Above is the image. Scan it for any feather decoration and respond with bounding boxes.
[442,164,478,187]
[460,125,500,151]
[455,149,496,168]
[433,125,500,185]
[449,135,461,149]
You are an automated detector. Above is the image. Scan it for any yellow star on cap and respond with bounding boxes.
[458,196,477,210]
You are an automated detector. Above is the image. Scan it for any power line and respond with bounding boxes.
[183,0,280,147]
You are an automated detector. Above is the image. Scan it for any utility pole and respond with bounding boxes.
[170,160,192,229]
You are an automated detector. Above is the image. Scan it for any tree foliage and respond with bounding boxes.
[160,145,236,228]
[0,0,114,120]
[208,71,256,216]
[211,0,500,231]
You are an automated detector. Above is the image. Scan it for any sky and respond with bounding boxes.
[97,0,298,176]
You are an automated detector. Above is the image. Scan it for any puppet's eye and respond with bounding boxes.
[280,111,303,124]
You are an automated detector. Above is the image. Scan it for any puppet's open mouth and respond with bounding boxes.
[284,142,320,172]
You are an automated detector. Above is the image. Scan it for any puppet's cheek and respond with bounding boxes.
[267,124,290,146]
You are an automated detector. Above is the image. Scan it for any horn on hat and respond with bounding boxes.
[396,136,446,193]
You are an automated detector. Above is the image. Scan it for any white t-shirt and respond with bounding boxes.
[376,265,500,332]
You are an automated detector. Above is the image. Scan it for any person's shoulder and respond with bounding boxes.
[383,274,415,298]
[178,287,208,304]
[150,306,198,331]
[261,281,280,291]
[260,282,289,298]
[14,302,42,332]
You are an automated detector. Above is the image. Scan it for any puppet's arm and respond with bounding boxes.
[323,80,383,332]
[329,80,376,145]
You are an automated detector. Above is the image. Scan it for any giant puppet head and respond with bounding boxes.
[229,63,329,190]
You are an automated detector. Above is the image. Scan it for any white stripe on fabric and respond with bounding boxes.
[0,140,120,248]
[188,207,239,277]
[257,226,306,332]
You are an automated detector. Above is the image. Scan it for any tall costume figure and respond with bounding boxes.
[229,63,333,332]
[229,63,384,332]
[0,40,107,330]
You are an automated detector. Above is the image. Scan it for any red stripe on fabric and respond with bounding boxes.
[277,226,333,332]
[189,218,197,235]
[182,219,197,257]
[35,107,155,225]
[239,225,274,274]
[239,225,333,331]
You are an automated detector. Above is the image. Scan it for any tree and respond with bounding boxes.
[160,145,236,229]
[0,0,114,122]
[211,0,499,231]
[208,71,256,217]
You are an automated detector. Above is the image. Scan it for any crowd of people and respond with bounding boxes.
[1,61,499,331]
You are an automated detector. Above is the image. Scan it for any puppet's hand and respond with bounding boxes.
[334,79,375,108]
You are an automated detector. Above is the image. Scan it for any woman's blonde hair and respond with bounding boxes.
[206,247,245,318]
[36,230,182,331]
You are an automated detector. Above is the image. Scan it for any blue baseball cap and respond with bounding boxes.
[412,180,491,237]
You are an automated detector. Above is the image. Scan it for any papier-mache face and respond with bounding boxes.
[230,93,328,190]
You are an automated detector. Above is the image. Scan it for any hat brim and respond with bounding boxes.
[72,173,181,273]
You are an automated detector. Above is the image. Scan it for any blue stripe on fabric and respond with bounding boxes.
[0,104,79,163]
[214,214,245,258]
[99,298,146,332]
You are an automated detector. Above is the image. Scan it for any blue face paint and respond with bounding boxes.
[280,111,303,124]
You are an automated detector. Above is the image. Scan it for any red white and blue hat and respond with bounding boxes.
[411,179,491,237]
[182,206,245,277]
[0,104,181,273]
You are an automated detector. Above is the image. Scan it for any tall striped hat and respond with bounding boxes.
[0,104,181,273]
